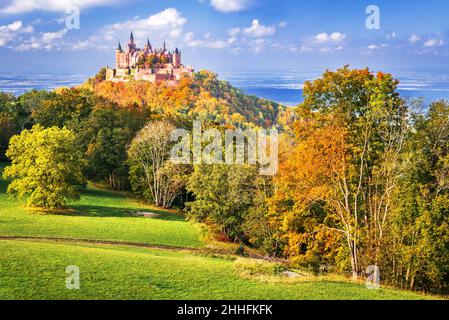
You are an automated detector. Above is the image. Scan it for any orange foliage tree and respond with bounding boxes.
[270,66,408,277]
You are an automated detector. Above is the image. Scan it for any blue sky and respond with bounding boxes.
[0,0,448,74]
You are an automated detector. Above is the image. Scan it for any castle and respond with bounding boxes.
[106,32,194,84]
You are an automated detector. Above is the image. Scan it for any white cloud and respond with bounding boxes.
[0,20,33,33]
[278,21,288,28]
[15,28,68,51]
[249,38,269,53]
[313,32,346,44]
[424,38,444,48]
[299,46,312,53]
[93,8,187,48]
[5,8,189,52]
[70,40,92,50]
[0,0,122,14]
[251,38,268,45]
[386,32,396,39]
[184,31,231,49]
[209,40,229,49]
[0,20,34,47]
[243,19,275,37]
[184,32,194,43]
[409,34,420,44]
[41,28,67,43]
[210,0,251,13]
[319,46,343,53]
[368,43,387,50]
[227,36,237,44]
[228,27,241,37]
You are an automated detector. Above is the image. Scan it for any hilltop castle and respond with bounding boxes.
[106,32,194,84]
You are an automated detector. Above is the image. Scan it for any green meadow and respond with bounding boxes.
[0,240,429,300]
[0,163,434,300]
[0,169,203,248]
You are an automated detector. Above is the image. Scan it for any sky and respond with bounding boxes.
[0,0,449,74]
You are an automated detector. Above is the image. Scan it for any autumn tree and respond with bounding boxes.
[95,70,282,128]
[271,67,407,277]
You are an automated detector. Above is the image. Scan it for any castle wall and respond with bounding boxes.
[106,68,115,81]
[116,68,131,77]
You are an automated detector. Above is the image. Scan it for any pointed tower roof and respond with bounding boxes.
[130,31,134,42]
[163,40,166,51]
[117,41,122,51]
[147,38,151,46]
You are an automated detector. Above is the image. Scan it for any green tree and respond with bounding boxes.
[2,125,86,209]
[0,92,18,160]
[186,164,257,242]
[80,98,145,190]
[383,100,449,294]
[32,88,95,129]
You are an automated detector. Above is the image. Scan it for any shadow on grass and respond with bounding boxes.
[0,178,8,194]
[0,163,10,194]
[62,204,186,222]
[0,162,185,222]
[82,187,128,199]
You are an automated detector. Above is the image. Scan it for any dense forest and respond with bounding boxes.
[1,66,449,295]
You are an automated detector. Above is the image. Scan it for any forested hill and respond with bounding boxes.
[91,69,283,128]
[0,69,284,163]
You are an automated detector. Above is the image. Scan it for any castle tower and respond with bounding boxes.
[144,38,153,53]
[115,41,123,69]
[128,31,136,52]
[173,48,181,68]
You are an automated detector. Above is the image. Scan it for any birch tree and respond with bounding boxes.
[128,121,190,208]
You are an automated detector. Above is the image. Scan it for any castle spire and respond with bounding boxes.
[163,40,166,51]
[147,38,151,46]
[128,30,136,52]
[117,41,122,51]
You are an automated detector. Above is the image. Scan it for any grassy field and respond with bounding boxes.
[0,239,429,300]
[0,163,435,300]
[0,171,203,248]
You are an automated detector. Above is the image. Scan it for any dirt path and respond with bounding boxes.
[0,235,201,252]
[0,235,278,261]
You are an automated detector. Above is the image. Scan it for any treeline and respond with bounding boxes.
[1,67,449,295]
